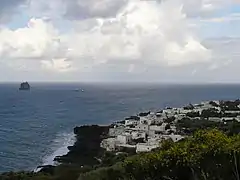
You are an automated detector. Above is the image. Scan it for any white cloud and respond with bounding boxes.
[28,0,127,20]
[28,0,231,20]
[0,0,212,75]
[191,69,197,75]
[41,58,74,72]
[0,18,61,59]
[1,0,239,82]
[208,63,218,70]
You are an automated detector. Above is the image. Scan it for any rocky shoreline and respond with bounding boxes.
[3,99,240,180]
[39,99,240,173]
[38,125,110,173]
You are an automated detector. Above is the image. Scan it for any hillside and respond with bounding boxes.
[79,129,240,180]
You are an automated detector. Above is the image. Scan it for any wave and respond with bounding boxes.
[34,132,76,172]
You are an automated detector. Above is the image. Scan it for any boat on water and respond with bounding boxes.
[19,82,30,91]
[74,89,84,92]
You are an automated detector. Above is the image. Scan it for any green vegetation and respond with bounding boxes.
[79,129,240,180]
[0,125,130,180]
[3,99,240,180]
[220,100,240,111]
[176,117,240,135]
[2,128,240,180]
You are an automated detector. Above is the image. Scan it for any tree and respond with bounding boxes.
[79,129,240,180]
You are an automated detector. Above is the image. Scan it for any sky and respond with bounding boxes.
[0,0,239,83]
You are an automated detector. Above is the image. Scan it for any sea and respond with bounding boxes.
[0,83,240,172]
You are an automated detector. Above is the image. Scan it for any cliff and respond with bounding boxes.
[54,125,110,166]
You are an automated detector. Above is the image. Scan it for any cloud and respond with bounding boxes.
[64,0,128,20]
[61,0,211,67]
[28,0,231,20]
[208,63,218,70]
[28,0,127,20]
[4,0,240,82]
[41,58,74,72]
[0,18,61,59]
[0,0,27,23]
[201,13,240,23]
[0,0,212,75]
[203,38,238,71]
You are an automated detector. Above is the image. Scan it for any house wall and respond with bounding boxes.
[125,120,138,126]
[168,134,184,142]
[136,124,149,131]
[109,127,125,137]
[131,131,146,139]
[101,138,117,151]
[149,124,167,132]
[117,134,132,144]
[208,117,222,122]
[136,143,159,153]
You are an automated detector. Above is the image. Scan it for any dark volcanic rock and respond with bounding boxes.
[37,165,55,175]
[19,82,30,90]
[54,125,109,166]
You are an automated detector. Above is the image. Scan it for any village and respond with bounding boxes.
[100,100,240,153]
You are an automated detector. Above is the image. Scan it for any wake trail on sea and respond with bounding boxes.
[34,132,76,172]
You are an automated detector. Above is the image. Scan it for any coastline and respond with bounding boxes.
[38,99,240,172]
[37,125,110,173]
[34,132,76,172]
[3,99,240,180]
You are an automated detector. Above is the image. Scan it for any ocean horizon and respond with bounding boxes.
[0,83,240,172]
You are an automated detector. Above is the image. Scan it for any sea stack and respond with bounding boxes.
[19,82,30,90]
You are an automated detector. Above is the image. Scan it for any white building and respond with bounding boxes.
[200,102,215,110]
[178,108,194,114]
[117,134,132,144]
[224,110,240,114]
[149,123,167,133]
[131,131,146,140]
[208,117,222,122]
[174,114,186,121]
[169,134,184,142]
[156,112,163,117]
[221,117,236,122]
[163,108,178,117]
[136,143,159,153]
[214,107,221,112]
[101,138,117,151]
[109,126,125,137]
[236,116,240,122]
[136,124,149,131]
[117,144,136,149]
[155,116,165,124]
[140,116,148,124]
[139,115,156,125]
[125,119,138,126]
[162,134,184,142]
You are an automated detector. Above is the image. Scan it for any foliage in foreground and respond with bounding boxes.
[79,129,240,180]
[2,129,240,180]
